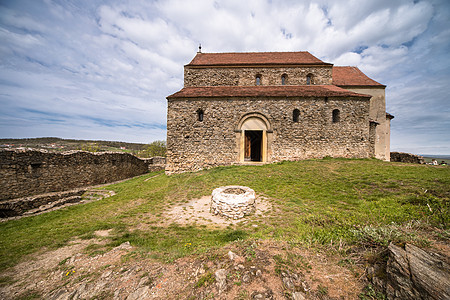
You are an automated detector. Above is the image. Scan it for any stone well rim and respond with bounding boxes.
[211,185,255,205]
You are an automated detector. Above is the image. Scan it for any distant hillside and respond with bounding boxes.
[0,137,148,153]
[421,154,450,159]
[421,154,450,164]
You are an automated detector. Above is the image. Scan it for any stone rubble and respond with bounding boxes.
[214,268,228,294]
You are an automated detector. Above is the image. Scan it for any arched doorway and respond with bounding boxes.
[236,113,272,163]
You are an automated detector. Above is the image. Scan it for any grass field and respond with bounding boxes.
[1,158,449,272]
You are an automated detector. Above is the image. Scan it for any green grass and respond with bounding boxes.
[1,159,449,271]
[195,272,215,288]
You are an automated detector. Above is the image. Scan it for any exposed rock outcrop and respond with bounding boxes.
[369,243,449,299]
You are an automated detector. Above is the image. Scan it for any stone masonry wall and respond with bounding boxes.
[184,66,333,87]
[390,152,424,164]
[0,150,150,201]
[166,96,370,174]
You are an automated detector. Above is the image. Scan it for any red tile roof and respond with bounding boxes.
[332,66,385,87]
[167,85,371,99]
[187,52,332,66]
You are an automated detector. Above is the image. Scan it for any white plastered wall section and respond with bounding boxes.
[345,87,389,161]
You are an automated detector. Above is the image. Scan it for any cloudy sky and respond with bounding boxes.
[0,0,449,154]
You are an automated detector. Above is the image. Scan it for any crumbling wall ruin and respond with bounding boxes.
[0,149,155,201]
[390,152,424,164]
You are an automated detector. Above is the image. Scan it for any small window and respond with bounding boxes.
[332,109,340,123]
[197,109,204,122]
[281,74,287,85]
[293,109,300,122]
[256,74,261,86]
[306,74,313,85]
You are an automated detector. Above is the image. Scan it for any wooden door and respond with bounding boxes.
[244,132,251,160]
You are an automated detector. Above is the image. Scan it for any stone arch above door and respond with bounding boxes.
[235,112,272,132]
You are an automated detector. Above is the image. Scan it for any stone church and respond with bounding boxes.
[166,51,393,174]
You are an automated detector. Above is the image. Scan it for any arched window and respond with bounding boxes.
[281,74,287,85]
[256,74,261,86]
[306,74,313,85]
[332,109,340,123]
[293,109,300,122]
[197,109,204,122]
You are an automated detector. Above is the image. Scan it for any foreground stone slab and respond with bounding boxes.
[379,243,450,300]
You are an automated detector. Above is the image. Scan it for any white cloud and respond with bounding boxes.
[359,46,409,75]
[0,0,448,153]
[333,52,361,66]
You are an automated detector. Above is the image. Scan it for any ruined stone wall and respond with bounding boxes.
[0,150,150,201]
[166,96,370,174]
[390,152,424,164]
[141,156,166,172]
[184,66,333,87]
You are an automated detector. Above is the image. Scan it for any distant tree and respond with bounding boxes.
[80,143,101,152]
[139,140,166,157]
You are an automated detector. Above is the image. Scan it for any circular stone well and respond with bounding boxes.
[210,186,256,219]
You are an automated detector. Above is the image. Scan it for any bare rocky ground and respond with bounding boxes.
[0,195,368,299]
[0,238,365,300]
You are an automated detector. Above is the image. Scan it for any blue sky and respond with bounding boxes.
[0,0,449,154]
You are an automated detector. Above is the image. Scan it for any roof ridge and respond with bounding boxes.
[167,85,371,99]
[332,66,385,87]
[187,51,330,66]
[177,84,347,88]
[196,51,311,54]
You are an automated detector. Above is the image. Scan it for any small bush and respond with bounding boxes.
[350,224,419,248]
[139,140,166,157]
[195,272,215,288]
[359,284,386,300]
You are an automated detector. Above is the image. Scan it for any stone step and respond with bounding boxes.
[23,195,82,215]
[1,188,115,221]
[0,189,86,217]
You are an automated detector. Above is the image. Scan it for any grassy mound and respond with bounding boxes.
[1,158,448,271]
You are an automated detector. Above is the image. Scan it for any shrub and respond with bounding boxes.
[350,224,420,248]
[139,140,166,157]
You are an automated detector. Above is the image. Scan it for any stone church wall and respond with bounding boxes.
[184,66,333,87]
[166,96,370,174]
[0,150,150,201]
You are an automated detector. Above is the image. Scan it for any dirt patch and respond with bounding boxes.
[94,229,113,237]
[0,238,365,299]
[163,195,272,228]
